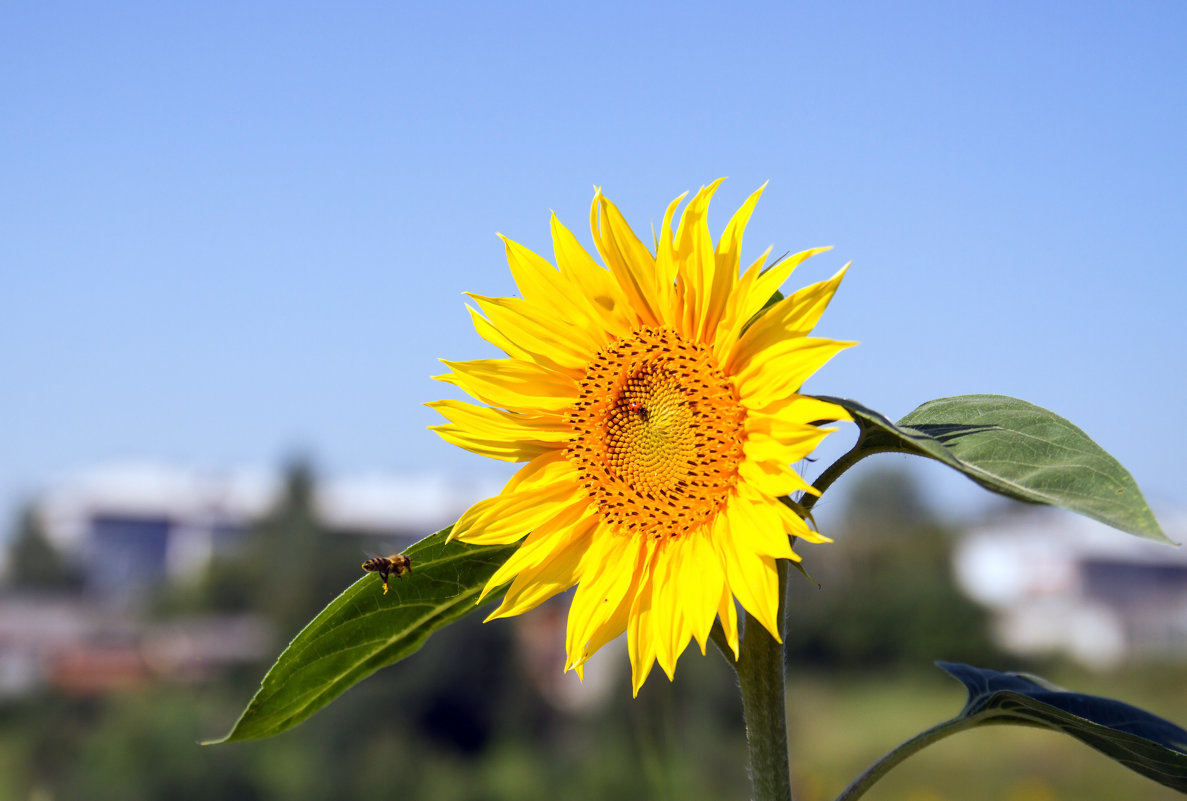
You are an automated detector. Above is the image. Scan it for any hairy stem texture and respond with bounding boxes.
[735,559,792,801]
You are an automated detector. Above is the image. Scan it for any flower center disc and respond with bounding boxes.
[566,327,746,539]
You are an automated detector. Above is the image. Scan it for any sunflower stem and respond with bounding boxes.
[735,558,792,801]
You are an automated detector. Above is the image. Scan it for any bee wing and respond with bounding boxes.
[362,540,401,559]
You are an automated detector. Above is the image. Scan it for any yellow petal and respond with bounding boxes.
[467,294,597,373]
[714,513,781,642]
[734,338,857,403]
[430,423,555,462]
[774,500,832,544]
[468,305,531,362]
[427,399,569,442]
[728,493,797,561]
[626,557,659,696]
[437,358,578,414]
[743,429,833,469]
[591,189,664,327]
[654,191,689,306]
[549,213,636,337]
[706,181,765,338]
[498,234,587,325]
[484,509,597,615]
[428,399,569,462]
[565,528,643,670]
[649,539,689,679]
[728,265,849,373]
[715,247,834,364]
[716,585,740,661]
[714,182,765,277]
[675,530,725,652]
[461,484,585,545]
[671,179,726,341]
[737,457,816,498]
[454,455,584,544]
[482,501,593,590]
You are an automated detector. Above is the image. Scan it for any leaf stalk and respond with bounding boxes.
[833,716,975,801]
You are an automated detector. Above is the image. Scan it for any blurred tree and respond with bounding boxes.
[841,466,933,539]
[243,458,325,629]
[0,458,759,801]
[5,502,78,591]
[784,465,1003,670]
[177,457,360,636]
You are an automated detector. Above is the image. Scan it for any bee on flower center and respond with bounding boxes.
[361,553,412,595]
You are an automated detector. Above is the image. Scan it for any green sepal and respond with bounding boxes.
[778,494,817,530]
[787,558,820,589]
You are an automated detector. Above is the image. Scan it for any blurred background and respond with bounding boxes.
[2,2,1185,799]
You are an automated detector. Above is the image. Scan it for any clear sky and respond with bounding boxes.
[2,2,1185,528]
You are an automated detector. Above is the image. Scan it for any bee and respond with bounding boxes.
[361,553,412,595]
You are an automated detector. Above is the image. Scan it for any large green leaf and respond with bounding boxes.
[938,662,1187,792]
[206,527,516,743]
[817,394,1170,543]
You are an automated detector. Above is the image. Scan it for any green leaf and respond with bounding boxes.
[818,394,1170,543]
[938,662,1187,792]
[206,527,516,743]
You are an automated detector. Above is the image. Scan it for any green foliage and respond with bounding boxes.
[4,503,78,591]
[786,670,1187,801]
[10,389,1171,798]
[938,662,1187,792]
[244,460,348,630]
[818,394,1170,542]
[795,397,1180,797]
[785,467,1001,669]
[210,526,517,743]
[0,465,754,801]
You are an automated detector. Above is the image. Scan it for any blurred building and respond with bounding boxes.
[0,595,272,697]
[0,461,502,697]
[34,461,497,595]
[954,507,1187,669]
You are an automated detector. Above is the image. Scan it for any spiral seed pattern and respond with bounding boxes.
[565,327,746,539]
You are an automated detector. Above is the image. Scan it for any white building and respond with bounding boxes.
[34,461,500,594]
[954,507,1187,669]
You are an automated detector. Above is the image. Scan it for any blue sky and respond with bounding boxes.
[2,2,1185,529]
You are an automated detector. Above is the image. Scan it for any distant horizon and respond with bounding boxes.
[13,449,1182,552]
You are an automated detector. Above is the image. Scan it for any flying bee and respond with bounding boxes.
[361,553,412,595]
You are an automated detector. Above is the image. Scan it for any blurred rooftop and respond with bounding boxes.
[955,507,1187,669]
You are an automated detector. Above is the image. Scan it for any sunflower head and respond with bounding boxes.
[429,181,853,694]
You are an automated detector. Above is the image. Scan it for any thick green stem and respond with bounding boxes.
[722,426,888,800]
[833,716,976,801]
[735,559,792,801]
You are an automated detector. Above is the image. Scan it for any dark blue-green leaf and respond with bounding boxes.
[206,527,515,743]
[939,662,1187,792]
[817,394,1170,543]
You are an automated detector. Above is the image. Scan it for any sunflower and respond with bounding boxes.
[429,180,853,693]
